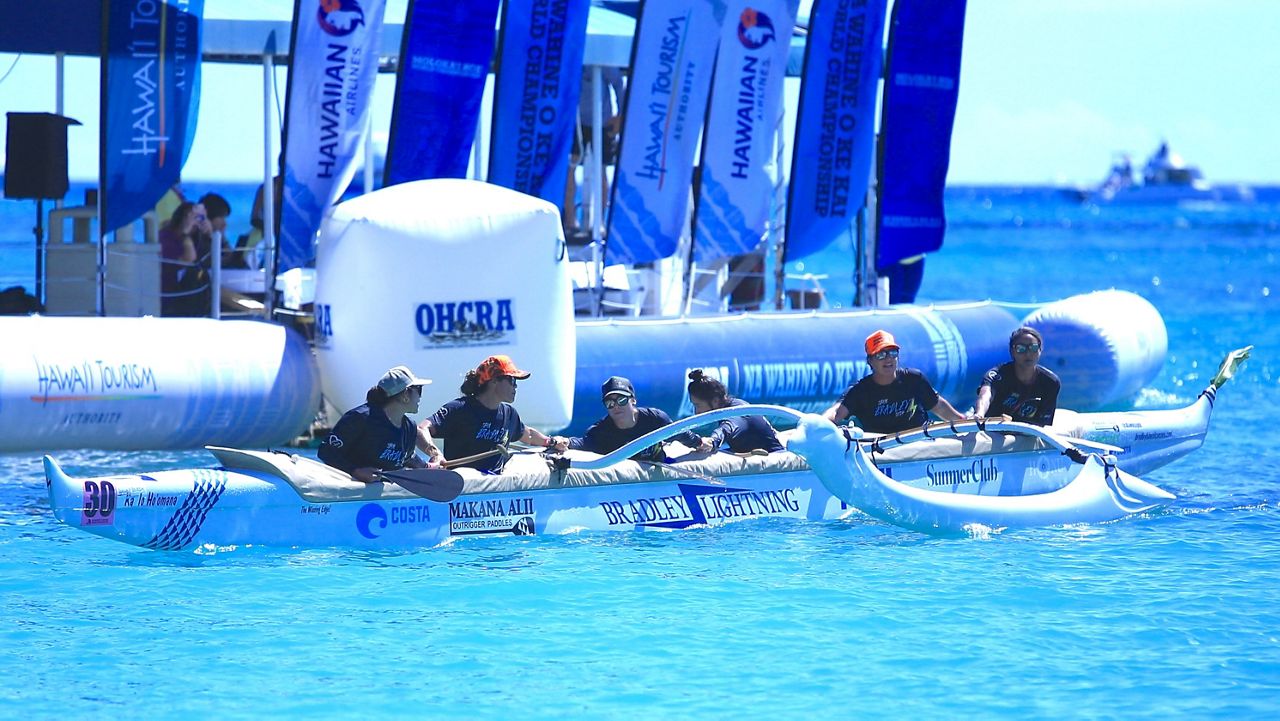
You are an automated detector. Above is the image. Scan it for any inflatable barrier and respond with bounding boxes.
[0,181,1169,450]
[0,316,318,451]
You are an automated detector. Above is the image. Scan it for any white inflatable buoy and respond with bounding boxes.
[313,179,576,430]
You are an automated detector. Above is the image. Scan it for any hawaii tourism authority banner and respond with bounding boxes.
[875,0,967,271]
[383,0,501,186]
[783,0,887,262]
[605,0,726,267]
[278,0,387,273]
[100,0,204,233]
[692,0,799,263]
[487,0,591,207]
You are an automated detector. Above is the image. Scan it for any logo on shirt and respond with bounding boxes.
[378,442,408,465]
[414,298,517,350]
[873,398,916,418]
[474,423,509,444]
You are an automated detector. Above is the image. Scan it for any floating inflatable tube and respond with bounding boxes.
[0,317,319,451]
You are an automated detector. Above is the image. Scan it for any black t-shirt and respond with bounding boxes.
[318,404,417,475]
[568,406,702,460]
[708,398,785,454]
[838,368,940,433]
[979,362,1061,426]
[427,396,527,472]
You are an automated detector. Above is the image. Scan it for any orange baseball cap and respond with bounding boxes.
[864,330,900,356]
[476,354,531,384]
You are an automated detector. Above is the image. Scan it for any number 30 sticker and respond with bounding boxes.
[82,480,117,526]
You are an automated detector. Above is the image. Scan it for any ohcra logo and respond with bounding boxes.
[315,303,334,347]
[317,0,365,37]
[415,299,516,349]
[738,8,777,49]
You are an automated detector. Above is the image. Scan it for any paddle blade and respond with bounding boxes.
[1211,345,1252,390]
[378,469,465,502]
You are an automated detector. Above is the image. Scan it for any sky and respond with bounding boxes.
[1,0,1277,187]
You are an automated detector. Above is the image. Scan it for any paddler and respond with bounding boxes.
[823,330,969,433]
[318,365,433,482]
[419,355,568,473]
[973,326,1061,426]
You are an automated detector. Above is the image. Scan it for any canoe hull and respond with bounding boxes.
[791,414,1175,534]
[45,455,842,550]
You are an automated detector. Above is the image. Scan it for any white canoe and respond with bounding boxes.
[43,413,841,551]
[47,345,1246,551]
[1054,345,1248,475]
[789,413,1174,534]
[43,403,1097,550]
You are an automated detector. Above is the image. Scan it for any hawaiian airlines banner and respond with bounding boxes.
[100,0,203,233]
[384,0,501,186]
[875,0,967,270]
[693,0,798,263]
[605,0,725,266]
[488,0,591,206]
[278,0,387,272]
[783,0,887,262]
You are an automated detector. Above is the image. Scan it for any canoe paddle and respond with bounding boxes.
[376,468,466,502]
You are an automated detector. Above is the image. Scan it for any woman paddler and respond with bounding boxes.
[318,366,434,482]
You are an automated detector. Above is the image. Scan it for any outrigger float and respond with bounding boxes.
[44,349,1248,547]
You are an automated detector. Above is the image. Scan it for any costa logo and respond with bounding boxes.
[738,8,777,50]
[356,503,433,539]
[356,503,387,539]
[317,0,366,37]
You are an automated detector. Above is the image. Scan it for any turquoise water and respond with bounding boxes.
[3,188,1280,717]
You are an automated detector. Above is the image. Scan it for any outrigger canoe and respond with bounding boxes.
[44,407,842,551]
[789,413,1175,534]
[42,410,1160,550]
[43,348,1247,549]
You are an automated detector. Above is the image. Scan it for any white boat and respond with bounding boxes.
[789,412,1174,534]
[43,407,840,551]
[1068,143,1254,204]
[45,346,1244,549]
[1052,345,1249,475]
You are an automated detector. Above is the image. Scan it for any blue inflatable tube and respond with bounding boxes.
[567,302,1021,434]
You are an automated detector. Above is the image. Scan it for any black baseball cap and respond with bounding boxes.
[600,376,635,401]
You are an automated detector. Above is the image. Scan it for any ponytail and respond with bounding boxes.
[365,386,393,408]
[460,369,484,397]
[687,369,729,405]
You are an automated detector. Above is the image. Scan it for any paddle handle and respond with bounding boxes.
[442,448,503,469]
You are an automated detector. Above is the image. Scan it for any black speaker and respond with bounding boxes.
[4,112,81,200]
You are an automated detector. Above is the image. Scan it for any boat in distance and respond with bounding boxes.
[1065,142,1254,205]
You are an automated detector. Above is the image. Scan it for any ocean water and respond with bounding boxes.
[2,187,1279,718]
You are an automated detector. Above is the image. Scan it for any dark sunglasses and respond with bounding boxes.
[870,349,899,361]
[1013,343,1042,354]
[604,396,633,410]
[502,376,518,387]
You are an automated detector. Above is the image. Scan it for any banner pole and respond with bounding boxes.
[97,0,110,317]
[262,44,278,321]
